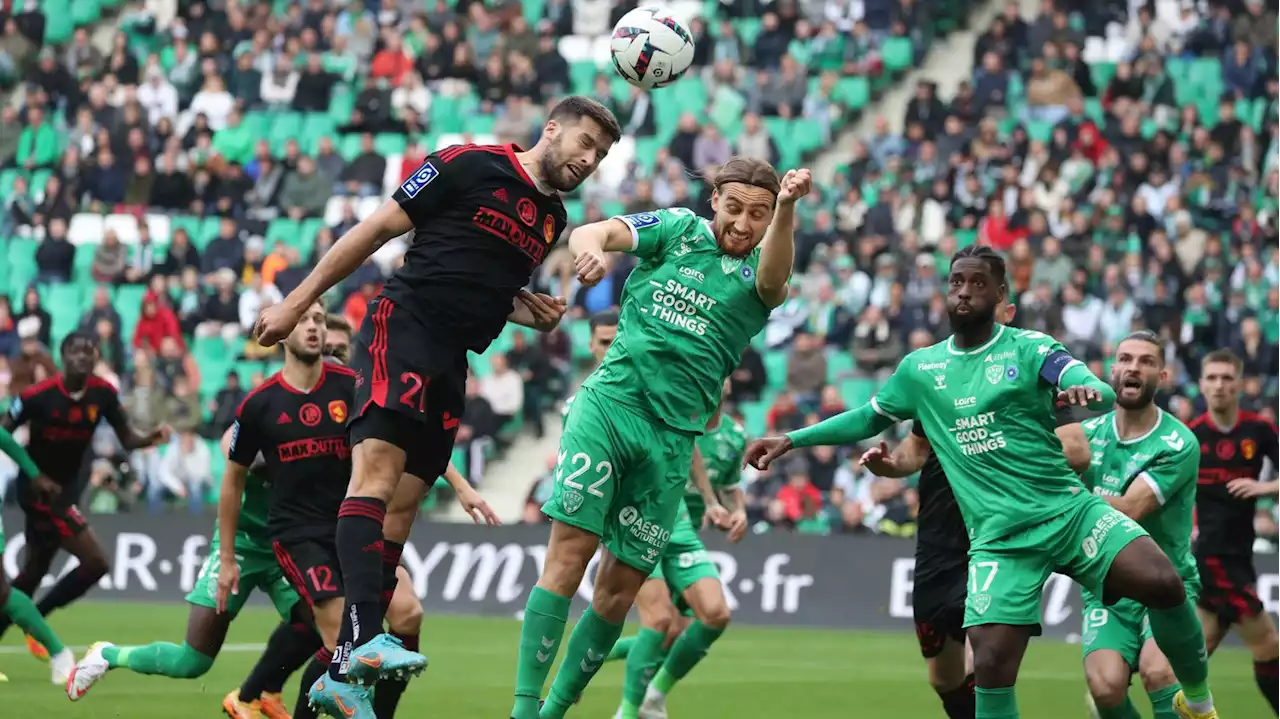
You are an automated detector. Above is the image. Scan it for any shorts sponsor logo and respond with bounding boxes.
[617,506,671,548]
[969,593,991,615]
[400,161,439,198]
[622,212,661,229]
[619,506,640,526]
[561,490,584,515]
[1082,536,1098,558]
[985,365,1005,385]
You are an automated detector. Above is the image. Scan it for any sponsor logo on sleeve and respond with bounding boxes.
[400,161,440,198]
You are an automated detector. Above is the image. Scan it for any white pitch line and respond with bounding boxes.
[0,643,270,655]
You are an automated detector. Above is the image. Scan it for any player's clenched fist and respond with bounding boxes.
[744,435,795,470]
[574,248,608,287]
[1057,386,1102,407]
[254,301,304,347]
[776,168,813,206]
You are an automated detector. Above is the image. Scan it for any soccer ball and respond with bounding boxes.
[609,7,695,91]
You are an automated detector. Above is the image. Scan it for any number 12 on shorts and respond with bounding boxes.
[557,450,612,498]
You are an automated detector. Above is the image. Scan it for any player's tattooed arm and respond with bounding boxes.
[756,169,812,308]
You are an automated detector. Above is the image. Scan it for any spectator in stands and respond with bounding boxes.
[188,74,234,131]
[16,286,51,349]
[155,334,199,392]
[693,123,731,175]
[93,316,126,378]
[81,285,121,337]
[91,229,129,284]
[123,222,160,284]
[164,374,202,433]
[730,343,766,403]
[481,352,524,433]
[2,174,34,235]
[156,428,210,514]
[9,317,54,395]
[33,174,72,229]
[0,297,17,358]
[851,304,902,375]
[156,227,200,284]
[201,219,245,279]
[340,133,387,197]
[279,156,331,220]
[193,269,241,343]
[523,456,557,524]
[34,217,74,283]
[769,463,823,530]
[260,54,300,109]
[85,147,127,211]
[786,331,827,401]
[15,102,55,171]
[204,370,243,439]
[507,331,552,439]
[735,113,779,165]
[133,289,184,353]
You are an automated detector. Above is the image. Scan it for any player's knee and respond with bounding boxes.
[78,555,109,581]
[388,595,424,635]
[969,636,1019,686]
[1143,565,1186,609]
[537,523,597,596]
[1244,623,1280,661]
[697,601,731,630]
[1085,667,1130,708]
[1138,663,1177,694]
[925,656,967,693]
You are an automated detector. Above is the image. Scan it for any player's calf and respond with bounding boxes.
[1236,613,1280,711]
[926,640,974,719]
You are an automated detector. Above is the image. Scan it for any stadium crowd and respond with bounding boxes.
[0,0,1274,546]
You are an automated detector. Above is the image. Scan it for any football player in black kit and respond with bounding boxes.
[856,302,1092,719]
[252,96,620,715]
[1190,348,1279,712]
[0,332,168,662]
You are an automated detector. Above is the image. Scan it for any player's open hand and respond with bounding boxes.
[727,508,749,543]
[516,289,567,332]
[457,485,502,525]
[777,169,813,206]
[574,248,608,287]
[857,441,895,476]
[744,436,794,470]
[704,503,732,531]
[253,301,304,347]
[1227,478,1274,499]
[215,555,240,614]
[1057,386,1103,408]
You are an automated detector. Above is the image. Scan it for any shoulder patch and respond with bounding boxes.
[621,212,661,229]
[400,161,440,198]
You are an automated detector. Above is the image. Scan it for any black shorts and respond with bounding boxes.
[18,495,89,545]
[349,297,466,483]
[913,545,968,658]
[1196,554,1264,625]
[273,539,345,606]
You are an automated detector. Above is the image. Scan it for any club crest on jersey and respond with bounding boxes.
[87,404,98,422]
[1005,366,1018,381]
[561,490,584,515]
[299,403,322,427]
[985,365,1005,385]
[740,265,754,281]
[543,215,556,244]
[1242,438,1256,460]
[517,197,537,226]
[400,161,440,198]
[328,400,347,424]
[721,256,743,275]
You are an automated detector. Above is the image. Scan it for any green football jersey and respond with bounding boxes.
[213,471,272,547]
[685,417,748,527]
[871,325,1087,547]
[582,208,773,434]
[1080,409,1199,589]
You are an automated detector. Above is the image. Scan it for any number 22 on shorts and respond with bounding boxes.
[557,451,612,498]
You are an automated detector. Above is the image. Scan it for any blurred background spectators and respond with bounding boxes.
[0,0,1273,545]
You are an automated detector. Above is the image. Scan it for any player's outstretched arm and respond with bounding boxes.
[215,427,250,613]
[755,169,811,308]
[1044,353,1116,411]
[691,445,730,529]
[0,424,41,480]
[567,219,634,286]
[440,462,502,525]
[862,433,932,478]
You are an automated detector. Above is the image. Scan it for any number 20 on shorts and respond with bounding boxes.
[557,451,613,498]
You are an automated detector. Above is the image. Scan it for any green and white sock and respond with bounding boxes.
[510,587,571,719]
[619,627,669,718]
[647,620,723,698]
[1,588,64,655]
[101,642,213,678]
[1147,684,1181,718]
[540,607,623,719]
[975,686,1019,719]
[1147,598,1212,709]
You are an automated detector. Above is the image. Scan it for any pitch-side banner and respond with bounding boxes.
[3,513,1276,637]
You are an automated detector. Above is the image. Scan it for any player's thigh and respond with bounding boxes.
[924,638,969,692]
[1052,495,1150,601]
[1136,636,1178,693]
[400,367,467,484]
[542,389,632,539]
[962,543,1053,631]
[601,422,694,574]
[183,602,234,659]
[913,550,968,661]
[1080,600,1145,675]
[273,540,345,613]
[387,565,423,635]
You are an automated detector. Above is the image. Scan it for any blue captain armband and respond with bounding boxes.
[1039,350,1082,387]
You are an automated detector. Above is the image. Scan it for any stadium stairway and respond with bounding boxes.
[815,0,1029,184]
[440,412,563,524]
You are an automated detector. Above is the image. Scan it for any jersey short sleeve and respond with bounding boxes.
[1012,328,1076,386]
[98,387,127,431]
[394,151,465,225]
[871,361,917,422]
[614,207,699,260]
[228,397,264,468]
[1139,430,1200,506]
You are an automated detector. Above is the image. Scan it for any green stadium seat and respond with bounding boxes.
[44,9,74,44]
[562,199,584,224]
[598,200,625,218]
[1023,120,1054,143]
[73,243,97,284]
[835,77,870,110]
[735,18,762,45]
[374,133,407,157]
[569,319,592,362]
[270,112,304,149]
[6,238,38,296]
[328,85,356,125]
[266,218,301,248]
[763,351,788,389]
[837,377,877,408]
[880,37,913,74]
[0,169,24,198]
[1089,62,1116,92]
[827,352,854,383]
[741,400,768,437]
[954,228,977,248]
[196,216,222,249]
[70,0,101,27]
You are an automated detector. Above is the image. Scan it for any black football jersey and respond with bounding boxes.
[1191,411,1279,557]
[229,364,357,542]
[384,143,568,353]
[7,375,125,486]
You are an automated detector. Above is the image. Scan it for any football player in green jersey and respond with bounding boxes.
[746,246,1218,719]
[510,158,810,719]
[610,379,749,719]
[0,425,73,685]
[1077,331,1199,719]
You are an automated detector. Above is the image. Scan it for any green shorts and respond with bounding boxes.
[542,387,695,572]
[649,508,721,608]
[964,494,1148,630]
[186,535,299,619]
[1082,583,1198,669]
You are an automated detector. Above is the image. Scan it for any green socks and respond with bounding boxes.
[102,642,214,678]
[2,588,64,654]
[619,627,670,717]
[1093,697,1141,719]
[607,634,637,662]
[540,607,623,719]
[648,620,724,696]
[1147,598,1211,703]
[511,587,571,719]
[1147,684,1182,718]
[975,686,1019,718]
